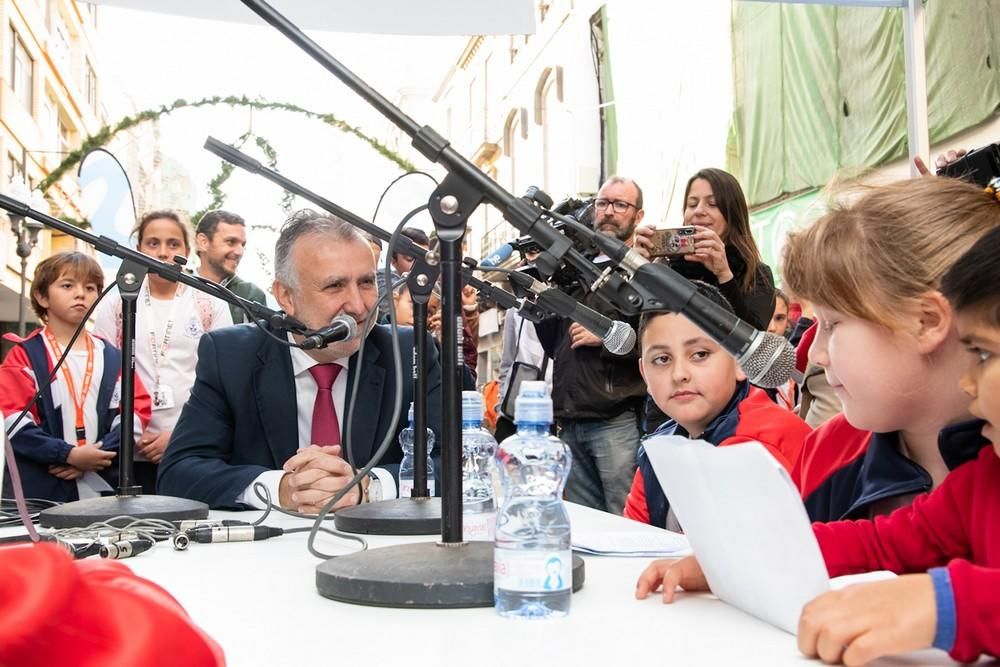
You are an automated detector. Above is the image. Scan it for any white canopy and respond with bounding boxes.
[85,0,536,36]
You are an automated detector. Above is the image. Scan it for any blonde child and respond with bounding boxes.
[635,223,1000,665]
[783,177,998,521]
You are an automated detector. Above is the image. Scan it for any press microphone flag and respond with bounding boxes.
[478,243,515,269]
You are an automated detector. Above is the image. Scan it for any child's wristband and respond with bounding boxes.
[929,566,956,651]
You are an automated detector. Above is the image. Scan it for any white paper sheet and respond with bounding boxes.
[572,530,691,558]
[643,436,830,634]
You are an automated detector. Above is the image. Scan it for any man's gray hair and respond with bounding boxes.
[274,209,368,288]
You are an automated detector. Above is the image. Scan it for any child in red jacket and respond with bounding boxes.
[623,281,810,528]
[634,224,1000,665]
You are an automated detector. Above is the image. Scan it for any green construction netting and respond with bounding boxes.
[729,0,1000,208]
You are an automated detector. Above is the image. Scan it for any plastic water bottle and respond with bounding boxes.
[398,403,435,499]
[493,381,572,618]
[461,391,497,541]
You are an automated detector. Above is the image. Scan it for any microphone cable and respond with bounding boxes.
[297,206,423,561]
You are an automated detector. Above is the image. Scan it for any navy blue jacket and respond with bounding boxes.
[157,323,442,509]
[796,415,988,522]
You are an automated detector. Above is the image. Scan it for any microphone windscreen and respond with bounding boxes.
[604,321,637,356]
[742,333,797,388]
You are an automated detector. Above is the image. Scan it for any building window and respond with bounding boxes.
[51,12,71,72]
[58,117,73,154]
[8,152,25,185]
[9,25,34,113]
[83,59,98,113]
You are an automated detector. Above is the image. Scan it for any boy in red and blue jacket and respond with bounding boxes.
[1,252,151,502]
[624,282,811,527]
[636,227,1000,664]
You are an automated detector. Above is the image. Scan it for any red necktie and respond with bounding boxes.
[308,363,342,446]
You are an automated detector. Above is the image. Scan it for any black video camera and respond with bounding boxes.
[512,195,597,293]
[936,143,1000,187]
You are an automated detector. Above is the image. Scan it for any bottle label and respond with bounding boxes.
[462,512,496,541]
[399,480,435,499]
[494,548,572,593]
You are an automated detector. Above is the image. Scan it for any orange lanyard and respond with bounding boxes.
[43,328,94,446]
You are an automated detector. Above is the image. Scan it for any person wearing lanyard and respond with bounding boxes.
[1,252,152,502]
[93,210,232,495]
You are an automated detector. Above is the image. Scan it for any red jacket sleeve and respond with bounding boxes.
[623,468,649,524]
[0,345,40,423]
[813,454,976,577]
[814,447,1000,662]
[131,370,152,430]
[946,560,1000,662]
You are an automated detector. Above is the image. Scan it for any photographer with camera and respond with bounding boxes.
[534,176,647,515]
[634,168,775,331]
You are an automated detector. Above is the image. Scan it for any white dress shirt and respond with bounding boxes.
[236,335,396,508]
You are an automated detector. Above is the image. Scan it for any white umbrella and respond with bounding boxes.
[85,0,536,36]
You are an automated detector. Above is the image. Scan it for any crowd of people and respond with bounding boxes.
[2,160,1000,664]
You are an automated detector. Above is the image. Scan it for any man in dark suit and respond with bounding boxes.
[158,210,441,512]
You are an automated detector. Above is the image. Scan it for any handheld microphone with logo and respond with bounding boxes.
[300,314,358,350]
[507,271,636,356]
[587,232,796,388]
[478,242,516,269]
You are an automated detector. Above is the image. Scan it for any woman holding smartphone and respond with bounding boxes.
[635,168,775,330]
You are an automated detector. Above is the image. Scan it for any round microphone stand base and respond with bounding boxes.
[333,497,440,535]
[38,494,209,529]
[316,540,585,608]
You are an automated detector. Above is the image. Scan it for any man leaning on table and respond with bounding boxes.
[158,209,442,513]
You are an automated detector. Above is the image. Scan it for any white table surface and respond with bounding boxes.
[5,503,958,666]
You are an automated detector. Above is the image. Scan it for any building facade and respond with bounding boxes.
[0,0,106,343]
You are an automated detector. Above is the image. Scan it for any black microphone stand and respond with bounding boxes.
[238,0,583,609]
[0,194,309,529]
[333,253,443,536]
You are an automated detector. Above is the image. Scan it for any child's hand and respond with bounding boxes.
[47,464,84,480]
[66,443,116,471]
[635,555,710,602]
[137,430,171,464]
[798,574,937,666]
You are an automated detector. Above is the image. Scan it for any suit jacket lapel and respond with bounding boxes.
[253,336,298,467]
[345,337,385,468]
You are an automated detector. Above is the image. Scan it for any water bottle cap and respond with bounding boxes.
[514,380,552,423]
[407,402,414,424]
[461,391,483,423]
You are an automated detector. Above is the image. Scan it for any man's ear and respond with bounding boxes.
[195,232,210,254]
[638,356,647,385]
[272,280,294,315]
[912,291,954,356]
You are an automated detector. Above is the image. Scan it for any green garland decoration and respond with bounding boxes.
[39,95,417,198]
[190,131,292,224]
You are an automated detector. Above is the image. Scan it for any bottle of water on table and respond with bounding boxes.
[461,390,497,540]
[398,402,435,498]
[494,381,572,618]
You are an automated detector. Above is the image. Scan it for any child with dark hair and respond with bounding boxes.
[1,251,151,502]
[636,225,1000,665]
[624,281,811,528]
